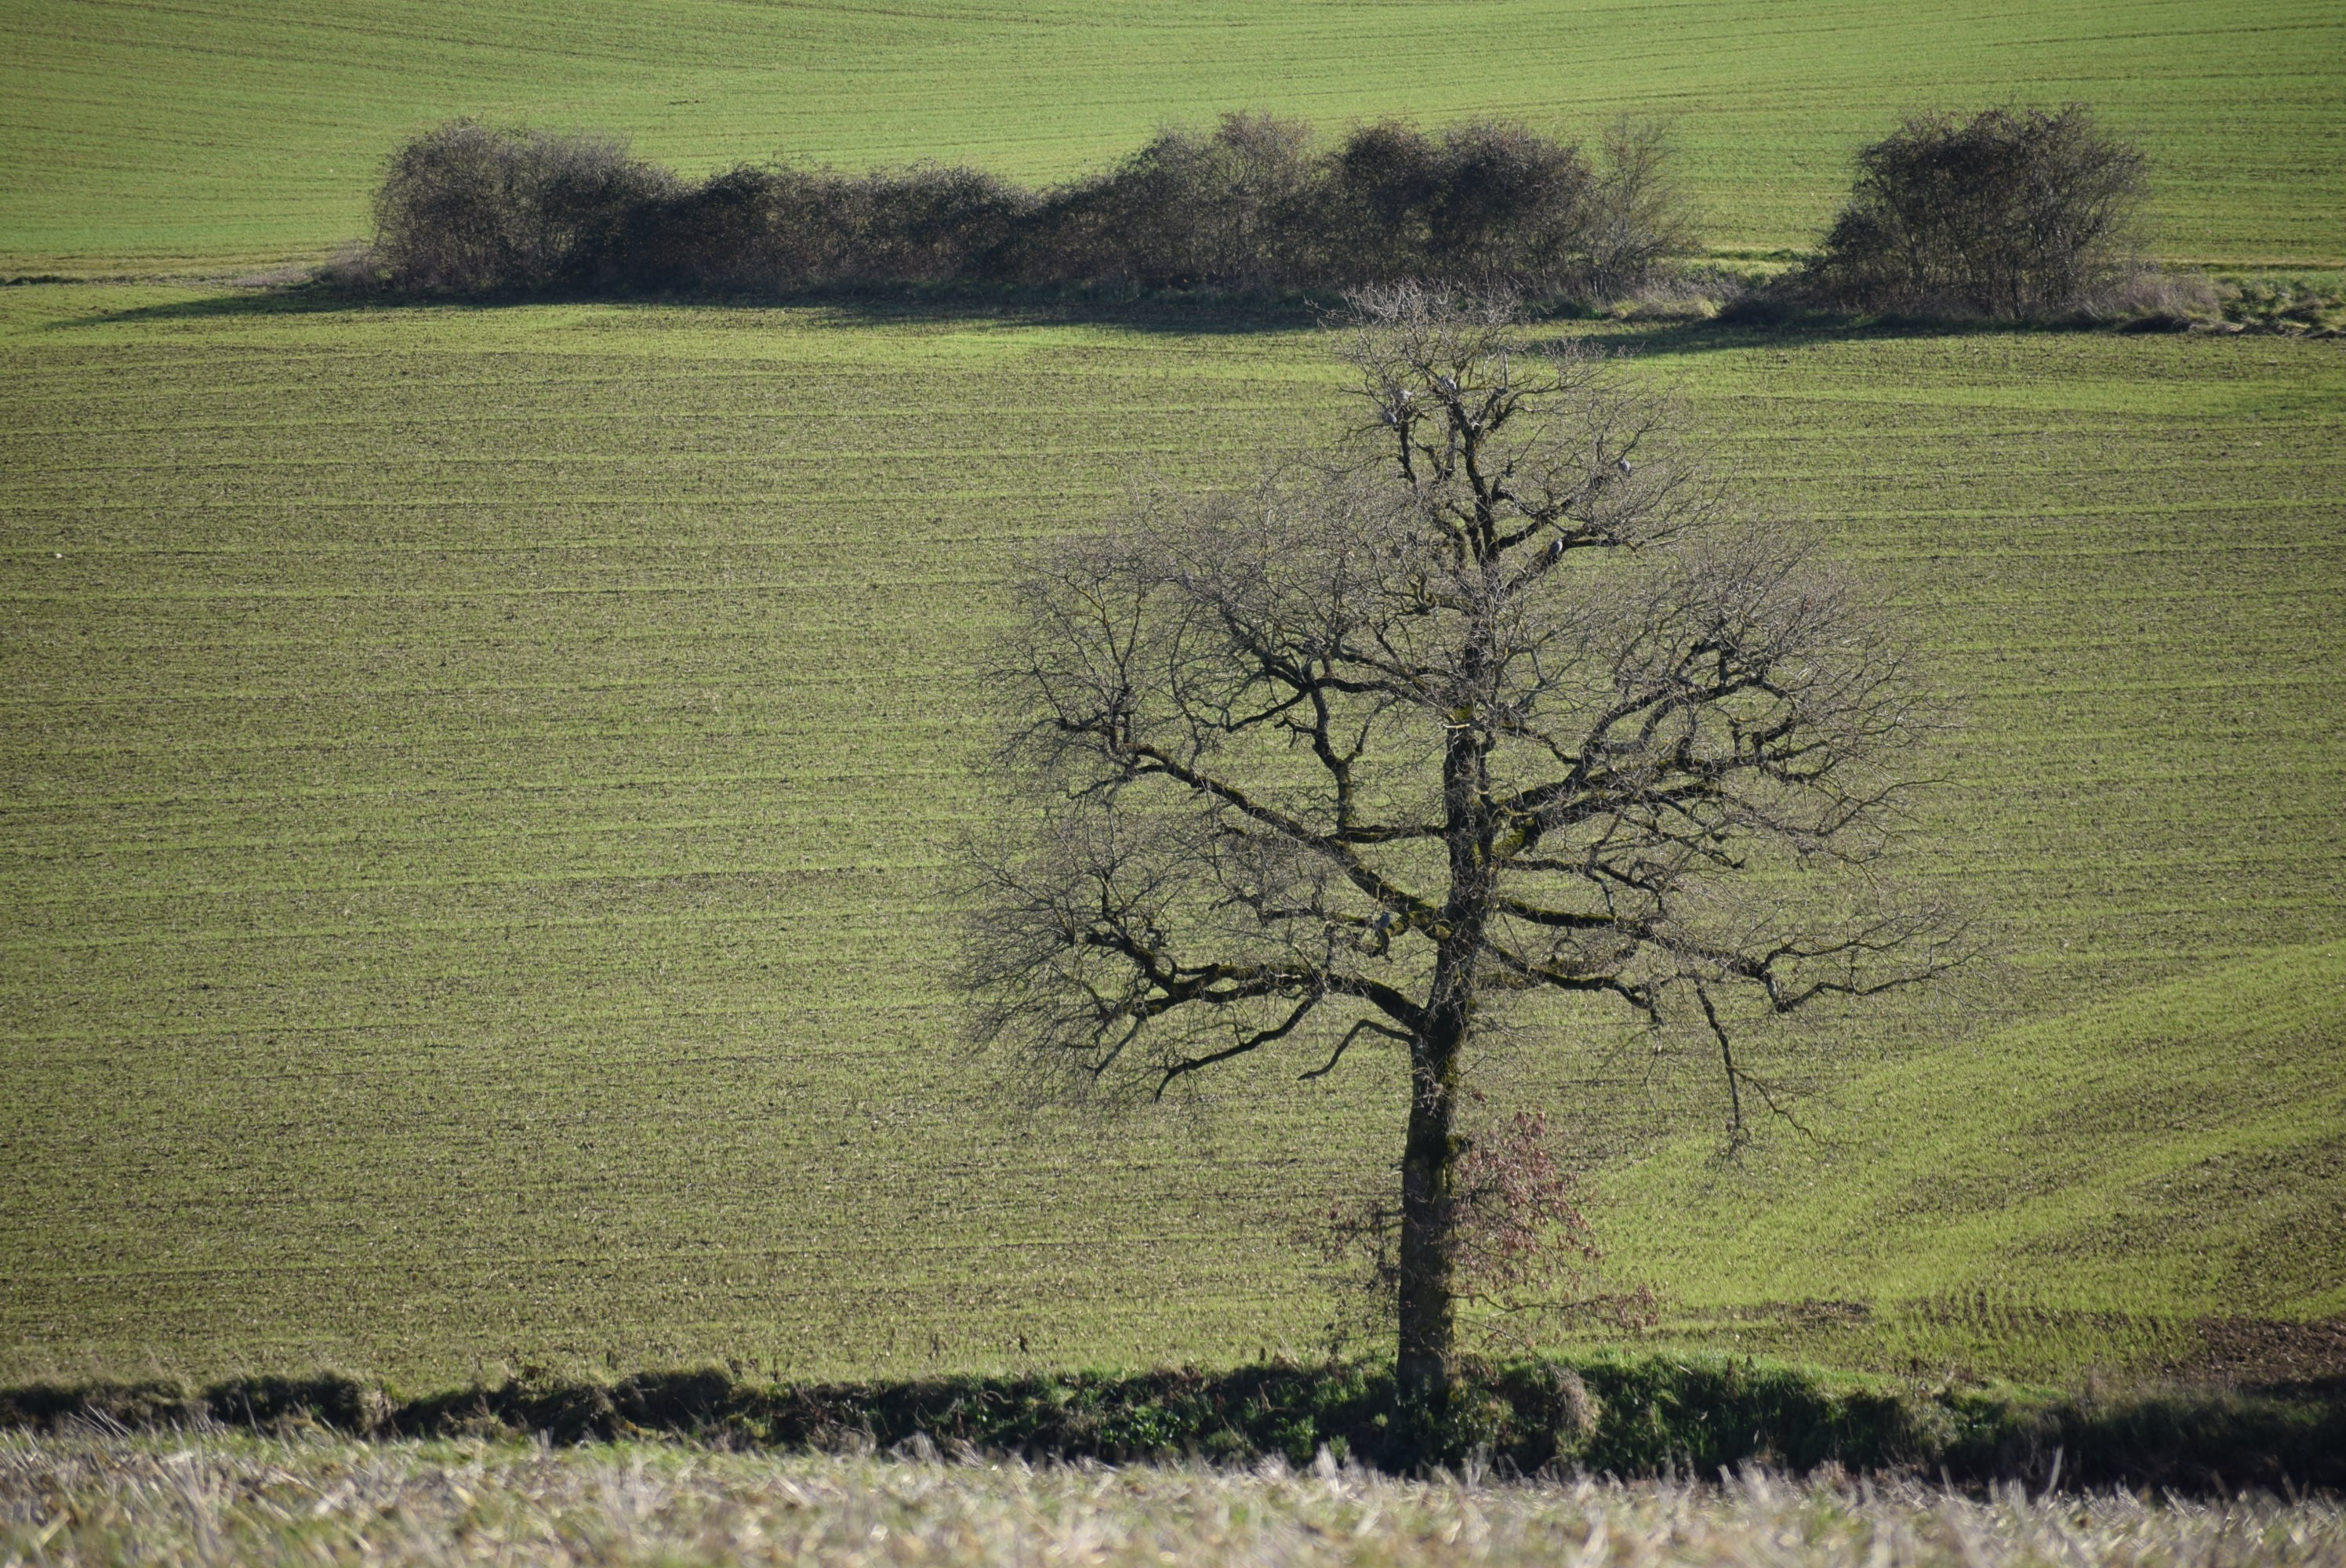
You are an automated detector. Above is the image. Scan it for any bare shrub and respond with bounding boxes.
[851,164,1035,283]
[1803,105,2148,318]
[1011,112,1321,289]
[360,111,1698,301]
[1315,119,1646,295]
[371,120,675,293]
[1419,121,1598,289]
[602,164,797,291]
[1581,118,1701,300]
[1314,119,1443,283]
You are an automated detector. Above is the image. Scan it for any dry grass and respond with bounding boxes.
[1,1432,2338,1566]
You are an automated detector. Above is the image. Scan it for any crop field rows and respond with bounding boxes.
[3,0,2343,272]
[2,285,2341,1384]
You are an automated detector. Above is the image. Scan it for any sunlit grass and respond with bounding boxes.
[2,0,2340,272]
[1,288,2340,1384]
[4,1433,2340,1566]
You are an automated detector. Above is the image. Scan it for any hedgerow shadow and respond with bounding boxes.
[48,279,1335,337]
[1607,312,2186,359]
[53,281,2214,354]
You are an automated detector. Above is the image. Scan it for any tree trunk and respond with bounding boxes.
[1398,631,1492,1397]
[1395,1004,1465,1396]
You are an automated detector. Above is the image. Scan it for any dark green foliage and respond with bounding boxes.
[1552,1360,1916,1477]
[6,1359,2338,1492]
[1800,106,2148,319]
[361,114,1692,298]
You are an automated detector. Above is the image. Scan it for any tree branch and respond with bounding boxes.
[1299,1017,1416,1081]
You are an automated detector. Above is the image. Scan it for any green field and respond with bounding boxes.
[3,279,2340,1385]
[3,0,2344,1393]
[3,0,2344,274]
[1602,942,2346,1376]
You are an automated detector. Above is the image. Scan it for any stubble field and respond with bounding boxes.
[3,283,2340,1385]
[10,1432,2344,1567]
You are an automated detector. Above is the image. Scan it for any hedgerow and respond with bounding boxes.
[357,114,1696,300]
[8,1357,2338,1492]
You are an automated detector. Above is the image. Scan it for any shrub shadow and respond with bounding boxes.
[1615,310,2190,359]
[48,280,1339,337]
[51,281,2206,354]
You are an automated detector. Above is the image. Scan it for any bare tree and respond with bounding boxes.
[1803,105,2149,318]
[371,121,673,293]
[1581,118,1701,300]
[963,286,1958,1394]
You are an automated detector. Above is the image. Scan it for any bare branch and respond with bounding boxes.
[1156,993,1323,1099]
[1299,1017,1415,1082]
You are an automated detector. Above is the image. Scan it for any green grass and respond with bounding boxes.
[1596,942,2346,1377]
[2,285,2341,1385]
[3,0,2342,274]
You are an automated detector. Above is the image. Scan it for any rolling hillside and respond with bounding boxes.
[2,0,2342,274]
[1597,942,2346,1377]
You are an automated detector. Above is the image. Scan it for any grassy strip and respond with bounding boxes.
[10,1436,2341,1567]
[4,1359,2338,1493]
